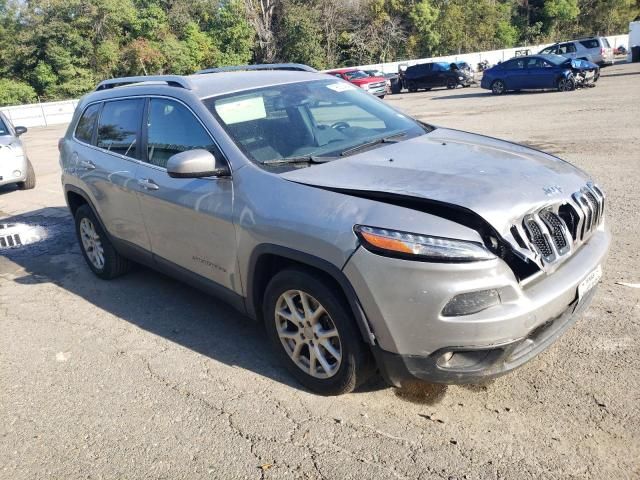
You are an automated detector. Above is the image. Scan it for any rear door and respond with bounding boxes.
[74,98,149,249]
[134,97,238,291]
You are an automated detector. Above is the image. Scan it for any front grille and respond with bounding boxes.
[369,82,385,89]
[539,210,568,250]
[524,219,553,258]
[513,182,604,266]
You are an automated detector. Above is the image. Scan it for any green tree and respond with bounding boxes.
[0,79,37,106]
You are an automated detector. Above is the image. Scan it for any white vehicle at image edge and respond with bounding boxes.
[59,72,610,395]
[0,111,35,190]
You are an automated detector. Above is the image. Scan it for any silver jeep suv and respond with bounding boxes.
[540,37,615,66]
[60,72,610,395]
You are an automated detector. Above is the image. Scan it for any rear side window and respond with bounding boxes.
[558,43,577,54]
[96,99,144,159]
[74,103,101,144]
[146,98,217,168]
[580,39,600,49]
[540,46,556,54]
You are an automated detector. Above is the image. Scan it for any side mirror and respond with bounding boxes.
[166,149,229,179]
[14,126,28,137]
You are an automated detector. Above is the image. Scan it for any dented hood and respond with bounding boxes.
[281,128,592,238]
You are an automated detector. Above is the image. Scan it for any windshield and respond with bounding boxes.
[343,70,369,80]
[0,117,9,136]
[203,79,430,165]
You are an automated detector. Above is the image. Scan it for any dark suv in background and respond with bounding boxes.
[400,62,473,92]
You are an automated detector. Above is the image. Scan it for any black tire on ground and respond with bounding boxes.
[74,204,131,280]
[17,159,36,190]
[446,79,457,89]
[378,95,385,100]
[557,76,575,92]
[491,79,506,95]
[263,268,373,395]
[407,81,417,93]
[391,81,402,94]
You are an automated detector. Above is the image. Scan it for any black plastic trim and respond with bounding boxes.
[246,244,376,345]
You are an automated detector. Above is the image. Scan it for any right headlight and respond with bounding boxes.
[354,225,496,262]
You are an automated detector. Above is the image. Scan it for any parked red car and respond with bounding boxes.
[325,68,387,98]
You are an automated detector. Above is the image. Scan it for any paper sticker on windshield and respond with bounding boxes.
[327,83,356,93]
[215,95,267,125]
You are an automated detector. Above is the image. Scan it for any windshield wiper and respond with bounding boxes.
[261,155,336,166]
[339,132,407,157]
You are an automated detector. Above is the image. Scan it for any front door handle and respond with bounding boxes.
[79,160,96,170]
[138,178,159,191]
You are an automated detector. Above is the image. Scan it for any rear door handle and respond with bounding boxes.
[79,160,96,170]
[138,178,159,191]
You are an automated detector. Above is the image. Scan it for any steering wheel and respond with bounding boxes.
[331,121,350,131]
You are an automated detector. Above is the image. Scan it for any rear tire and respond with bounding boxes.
[74,204,131,280]
[263,268,373,395]
[491,79,506,95]
[17,159,36,190]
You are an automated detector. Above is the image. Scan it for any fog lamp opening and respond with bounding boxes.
[442,289,500,317]
[13,170,22,178]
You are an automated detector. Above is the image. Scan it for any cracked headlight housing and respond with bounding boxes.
[354,225,496,263]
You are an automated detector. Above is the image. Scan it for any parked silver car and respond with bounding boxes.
[540,37,614,66]
[0,112,35,190]
[60,72,610,395]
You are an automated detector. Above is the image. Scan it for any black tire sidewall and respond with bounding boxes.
[263,268,370,395]
[492,80,505,95]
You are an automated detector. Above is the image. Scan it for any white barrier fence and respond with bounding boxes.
[0,99,78,128]
[0,34,629,129]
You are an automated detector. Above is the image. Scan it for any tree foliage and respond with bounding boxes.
[0,0,637,104]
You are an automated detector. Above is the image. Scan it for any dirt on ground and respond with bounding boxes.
[1,62,639,480]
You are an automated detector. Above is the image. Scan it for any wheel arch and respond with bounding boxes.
[64,185,112,239]
[246,244,376,345]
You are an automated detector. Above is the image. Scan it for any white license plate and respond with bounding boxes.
[578,265,602,302]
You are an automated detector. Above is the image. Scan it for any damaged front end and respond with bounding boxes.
[570,59,600,88]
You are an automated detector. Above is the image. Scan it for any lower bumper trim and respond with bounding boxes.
[373,287,597,387]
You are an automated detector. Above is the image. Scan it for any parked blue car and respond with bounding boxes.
[481,54,580,95]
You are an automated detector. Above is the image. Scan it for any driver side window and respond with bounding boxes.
[146,98,217,169]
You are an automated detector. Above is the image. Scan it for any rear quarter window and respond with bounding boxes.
[74,103,101,144]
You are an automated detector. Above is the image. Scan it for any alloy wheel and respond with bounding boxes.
[274,290,342,379]
[79,217,105,270]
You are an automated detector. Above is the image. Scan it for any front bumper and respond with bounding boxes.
[0,151,27,186]
[344,227,610,384]
[373,285,598,386]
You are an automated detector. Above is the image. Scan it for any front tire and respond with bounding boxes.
[17,159,36,190]
[446,79,457,89]
[557,76,575,92]
[263,268,372,395]
[74,204,131,279]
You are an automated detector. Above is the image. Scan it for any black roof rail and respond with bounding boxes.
[95,75,193,91]
[197,63,317,74]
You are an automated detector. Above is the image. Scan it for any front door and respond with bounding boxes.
[134,97,238,292]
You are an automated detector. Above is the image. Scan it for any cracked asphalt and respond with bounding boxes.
[1,62,639,479]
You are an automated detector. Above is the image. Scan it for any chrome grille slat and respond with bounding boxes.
[514,183,604,269]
